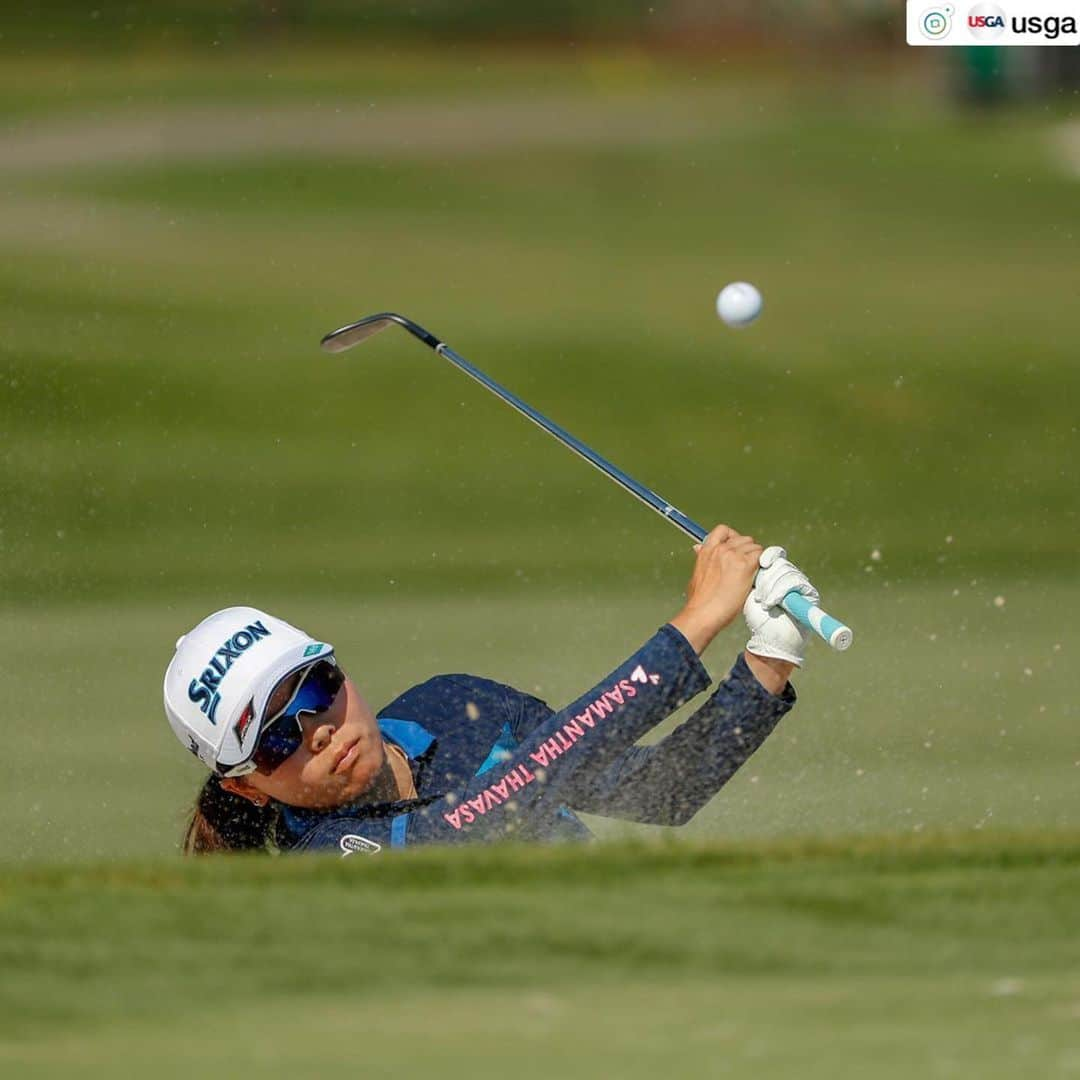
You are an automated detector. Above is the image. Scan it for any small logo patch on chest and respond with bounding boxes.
[339,834,382,856]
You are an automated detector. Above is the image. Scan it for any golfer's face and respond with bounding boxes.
[248,670,387,809]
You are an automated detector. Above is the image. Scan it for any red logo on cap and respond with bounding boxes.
[233,702,255,744]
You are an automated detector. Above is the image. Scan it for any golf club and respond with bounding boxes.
[320,312,853,652]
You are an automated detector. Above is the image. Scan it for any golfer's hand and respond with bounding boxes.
[753,546,820,609]
[669,524,763,655]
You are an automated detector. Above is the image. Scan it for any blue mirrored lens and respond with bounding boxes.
[250,661,344,774]
[256,719,303,765]
[284,674,337,720]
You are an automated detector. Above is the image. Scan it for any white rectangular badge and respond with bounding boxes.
[907,0,1080,44]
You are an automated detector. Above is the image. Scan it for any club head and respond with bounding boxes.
[320,312,440,354]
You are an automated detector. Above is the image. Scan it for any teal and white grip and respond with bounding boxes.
[780,591,853,652]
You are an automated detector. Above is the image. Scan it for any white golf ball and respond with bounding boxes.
[716,282,763,328]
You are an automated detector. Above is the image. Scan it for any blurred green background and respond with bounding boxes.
[2,3,1079,1076]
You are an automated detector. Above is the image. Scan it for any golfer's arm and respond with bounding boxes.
[560,653,796,825]
[407,625,711,844]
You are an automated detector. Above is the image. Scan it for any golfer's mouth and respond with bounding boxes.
[333,738,362,775]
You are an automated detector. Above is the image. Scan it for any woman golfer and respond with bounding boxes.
[164,525,818,855]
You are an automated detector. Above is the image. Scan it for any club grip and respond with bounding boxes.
[780,591,853,651]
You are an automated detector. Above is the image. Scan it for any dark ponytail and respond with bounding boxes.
[183,774,278,855]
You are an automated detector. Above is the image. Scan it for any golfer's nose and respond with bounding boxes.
[304,713,337,753]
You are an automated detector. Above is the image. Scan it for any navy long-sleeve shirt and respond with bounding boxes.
[278,625,796,855]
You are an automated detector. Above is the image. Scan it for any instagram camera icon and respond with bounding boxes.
[920,5,955,38]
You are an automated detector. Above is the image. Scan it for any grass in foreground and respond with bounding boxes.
[1,833,1078,1078]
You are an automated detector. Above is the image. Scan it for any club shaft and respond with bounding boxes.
[439,345,706,542]
[323,313,853,652]
[440,342,852,652]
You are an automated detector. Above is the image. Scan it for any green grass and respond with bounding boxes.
[1,1,660,53]
[0,45,672,121]
[2,835,1079,1077]
[0,86,1077,603]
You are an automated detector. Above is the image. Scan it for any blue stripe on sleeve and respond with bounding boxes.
[390,814,410,848]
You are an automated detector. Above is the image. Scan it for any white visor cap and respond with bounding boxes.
[163,606,334,773]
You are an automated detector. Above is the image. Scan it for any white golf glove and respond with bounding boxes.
[743,546,819,667]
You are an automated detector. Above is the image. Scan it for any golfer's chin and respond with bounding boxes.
[326,742,392,807]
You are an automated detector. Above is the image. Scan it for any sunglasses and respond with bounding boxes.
[221,659,345,778]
